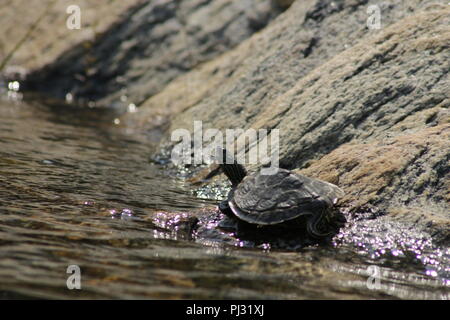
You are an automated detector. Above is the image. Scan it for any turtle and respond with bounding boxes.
[217,150,345,238]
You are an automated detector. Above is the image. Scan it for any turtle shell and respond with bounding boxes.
[228,168,344,225]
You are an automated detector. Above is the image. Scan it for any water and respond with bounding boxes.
[0,94,448,299]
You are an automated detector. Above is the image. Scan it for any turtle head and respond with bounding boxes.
[218,148,247,186]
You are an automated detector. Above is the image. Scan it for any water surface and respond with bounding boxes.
[0,94,448,299]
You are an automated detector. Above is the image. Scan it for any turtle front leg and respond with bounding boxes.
[217,200,240,231]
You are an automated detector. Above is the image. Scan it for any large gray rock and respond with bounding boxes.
[24,0,285,106]
[125,0,449,241]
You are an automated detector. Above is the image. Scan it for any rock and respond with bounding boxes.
[23,0,285,106]
[0,0,141,71]
[124,0,449,241]
[12,0,450,242]
[298,124,449,244]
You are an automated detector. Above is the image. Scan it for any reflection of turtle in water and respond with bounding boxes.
[218,150,345,239]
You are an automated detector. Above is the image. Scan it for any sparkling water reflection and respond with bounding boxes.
[0,97,448,299]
